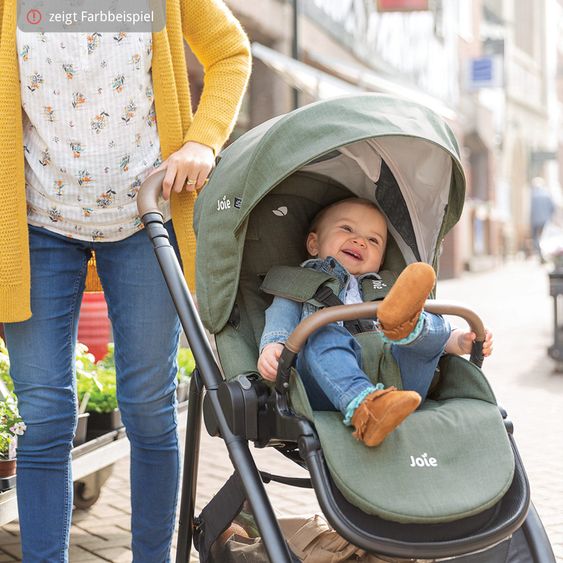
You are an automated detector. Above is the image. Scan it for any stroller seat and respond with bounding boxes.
[290,354,515,525]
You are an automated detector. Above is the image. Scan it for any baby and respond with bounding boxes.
[258,198,492,447]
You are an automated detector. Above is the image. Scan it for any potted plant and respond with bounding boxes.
[76,343,122,440]
[1,338,23,481]
[0,386,25,479]
[176,347,195,403]
[0,337,13,393]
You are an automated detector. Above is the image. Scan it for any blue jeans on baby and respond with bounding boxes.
[296,312,450,414]
[4,223,181,563]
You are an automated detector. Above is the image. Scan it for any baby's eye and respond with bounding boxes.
[340,225,352,232]
[369,238,380,245]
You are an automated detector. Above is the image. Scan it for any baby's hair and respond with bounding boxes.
[308,197,384,234]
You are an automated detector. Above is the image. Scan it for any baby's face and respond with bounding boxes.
[307,201,388,275]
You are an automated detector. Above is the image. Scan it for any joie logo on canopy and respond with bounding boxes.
[217,196,231,211]
[216,196,242,211]
[409,453,438,468]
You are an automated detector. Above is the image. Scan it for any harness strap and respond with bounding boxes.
[313,286,376,336]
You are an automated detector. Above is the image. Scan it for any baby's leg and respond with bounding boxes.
[390,312,451,400]
[296,324,376,414]
[297,323,421,447]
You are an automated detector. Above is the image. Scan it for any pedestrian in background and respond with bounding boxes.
[0,0,250,561]
[530,177,555,263]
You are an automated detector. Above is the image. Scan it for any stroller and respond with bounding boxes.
[137,94,556,562]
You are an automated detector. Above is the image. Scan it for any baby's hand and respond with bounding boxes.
[257,343,284,381]
[445,328,493,357]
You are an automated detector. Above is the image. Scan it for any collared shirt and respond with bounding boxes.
[344,275,362,305]
[16,29,169,241]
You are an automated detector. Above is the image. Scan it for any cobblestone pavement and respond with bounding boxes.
[1,258,562,562]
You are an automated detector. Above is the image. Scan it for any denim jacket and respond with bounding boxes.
[259,256,384,351]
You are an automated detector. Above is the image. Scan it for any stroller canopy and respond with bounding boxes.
[195,94,466,333]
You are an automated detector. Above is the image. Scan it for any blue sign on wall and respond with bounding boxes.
[467,56,503,90]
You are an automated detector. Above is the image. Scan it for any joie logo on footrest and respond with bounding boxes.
[409,453,438,467]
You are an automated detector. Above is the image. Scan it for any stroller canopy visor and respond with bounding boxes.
[195,94,466,333]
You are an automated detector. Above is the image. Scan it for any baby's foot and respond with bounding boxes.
[377,262,435,341]
[351,387,421,447]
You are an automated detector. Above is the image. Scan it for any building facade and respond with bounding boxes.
[185,0,558,275]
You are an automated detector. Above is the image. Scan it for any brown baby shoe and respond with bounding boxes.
[377,262,436,341]
[351,387,421,447]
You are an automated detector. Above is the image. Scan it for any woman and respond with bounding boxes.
[0,0,251,561]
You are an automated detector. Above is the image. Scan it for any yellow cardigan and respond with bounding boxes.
[0,0,251,322]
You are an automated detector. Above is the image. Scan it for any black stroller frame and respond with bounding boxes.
[138,172,556,563]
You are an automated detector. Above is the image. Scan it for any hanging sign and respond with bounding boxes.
[376,0,429,11]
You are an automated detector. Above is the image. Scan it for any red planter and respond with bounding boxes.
[78,292,111,361]
[0,459,16,478]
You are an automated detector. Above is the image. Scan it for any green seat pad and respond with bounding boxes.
[290,355,515,524]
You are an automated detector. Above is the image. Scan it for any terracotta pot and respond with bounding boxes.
[0,458,16,478]
[78,292,111,361]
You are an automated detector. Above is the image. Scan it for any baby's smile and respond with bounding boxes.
[341,248,363,261]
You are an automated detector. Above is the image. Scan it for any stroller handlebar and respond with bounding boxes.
[284,300,486,367]
[137,169,167,219]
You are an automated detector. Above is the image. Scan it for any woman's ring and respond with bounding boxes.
[185,179,197,186]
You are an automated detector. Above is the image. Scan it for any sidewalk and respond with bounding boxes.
[1,258,562,562]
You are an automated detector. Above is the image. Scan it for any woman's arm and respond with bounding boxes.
[150,1,251,197]
[181,0,251,154]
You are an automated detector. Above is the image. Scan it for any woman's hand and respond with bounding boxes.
[148,140,215,200]
[257,343,284,381]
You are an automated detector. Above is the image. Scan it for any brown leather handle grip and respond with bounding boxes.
[137,169,167,218]
[284,300,485,355]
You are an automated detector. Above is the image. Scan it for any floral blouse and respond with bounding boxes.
[16,30,169,242]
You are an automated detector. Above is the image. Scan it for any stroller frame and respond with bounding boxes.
[137,173,556,562]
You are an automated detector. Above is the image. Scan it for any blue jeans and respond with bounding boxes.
[4,223,181,563]
[296,312,450,414]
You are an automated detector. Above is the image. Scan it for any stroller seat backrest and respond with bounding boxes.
[214,168,407,381]
[215,171,348,379]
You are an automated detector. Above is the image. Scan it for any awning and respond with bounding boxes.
[306,50,457,122]
[251,42,456,122]
[251,43,363,100]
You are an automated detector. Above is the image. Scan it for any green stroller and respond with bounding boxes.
[138,94,555,562]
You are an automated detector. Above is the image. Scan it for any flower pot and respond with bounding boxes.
[0,458,16,479]
[73,412,90,448]
[86,408,123,440]
[78,292,111,361]
[0,460,16,492]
